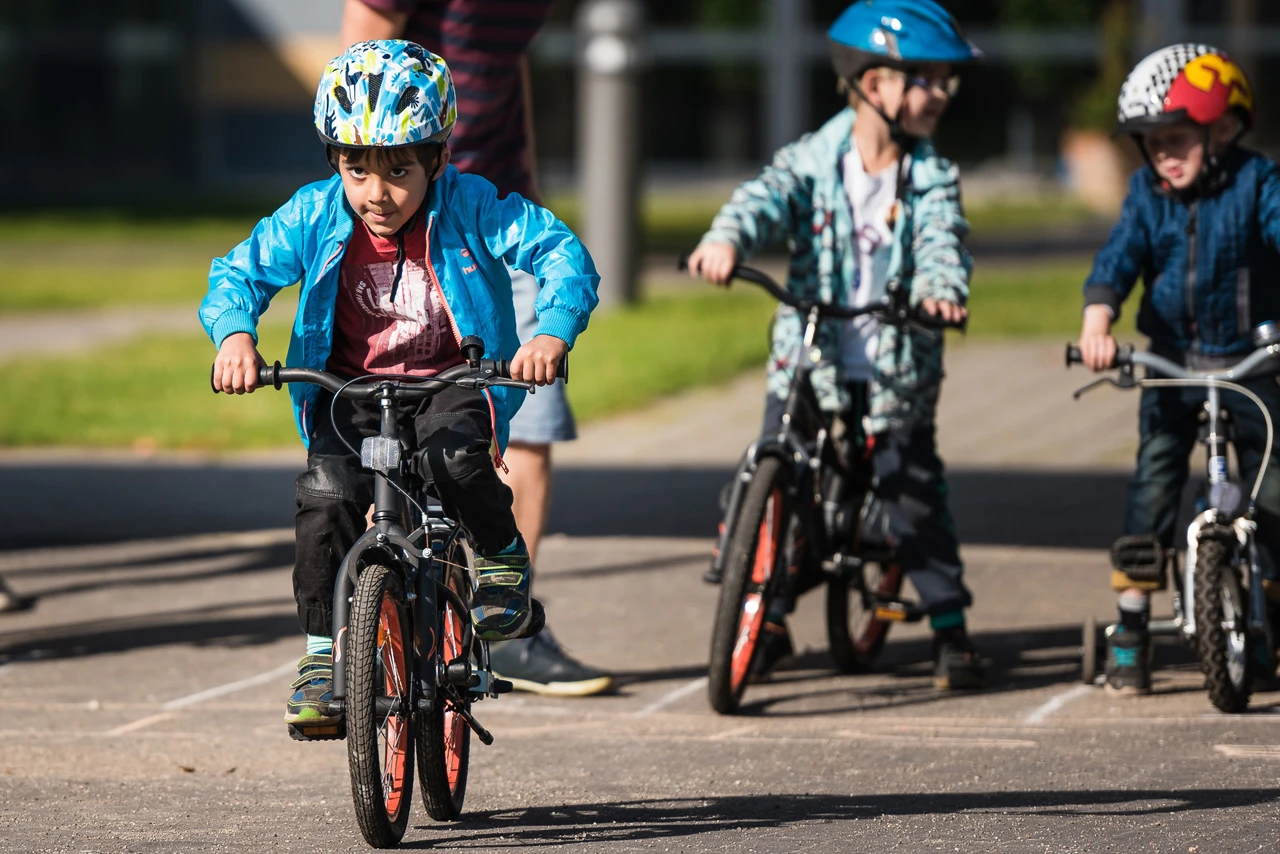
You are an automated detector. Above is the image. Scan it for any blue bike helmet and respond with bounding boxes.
[829,0,982,83]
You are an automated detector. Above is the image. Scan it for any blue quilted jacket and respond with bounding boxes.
[199,166,599,450]
[1084,148,1280,357]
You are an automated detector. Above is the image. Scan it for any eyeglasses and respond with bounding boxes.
[905,73,961,98]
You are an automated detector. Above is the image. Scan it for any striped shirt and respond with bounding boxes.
[360,0,553,200]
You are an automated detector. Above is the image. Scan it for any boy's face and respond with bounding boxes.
[1142,122,1204,190]
[1141,115,1239,190]
[862,63,955,138]
[338,147,449,236]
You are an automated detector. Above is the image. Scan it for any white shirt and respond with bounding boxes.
[840,142,899,380]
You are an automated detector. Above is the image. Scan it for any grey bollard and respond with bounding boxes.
[576,0,646,309]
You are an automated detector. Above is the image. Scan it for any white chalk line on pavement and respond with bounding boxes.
[631,676,708,718]
[1214,744,1280,759]
[1023,684,1094,725]
[106,660,297,736]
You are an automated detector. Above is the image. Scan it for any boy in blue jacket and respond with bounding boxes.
[1077,44,1280,694]
[688,0,984,689]
[200,41,599,724]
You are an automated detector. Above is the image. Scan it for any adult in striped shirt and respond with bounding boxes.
[341,0,613,699]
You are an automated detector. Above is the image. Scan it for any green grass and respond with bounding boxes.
[966,260,1133,338]
[0,194,1105,311]
[0,290,775,450]
[0,262,1123,450]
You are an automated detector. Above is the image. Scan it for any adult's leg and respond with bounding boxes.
[501,267,576,563]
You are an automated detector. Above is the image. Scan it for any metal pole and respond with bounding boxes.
[1138,0,1187,52]
[576,0,646,309]
[765,0,810,154]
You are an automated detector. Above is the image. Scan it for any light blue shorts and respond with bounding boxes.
[508,268,577,444]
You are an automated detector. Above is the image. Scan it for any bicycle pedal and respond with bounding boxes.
[287,721,346,742]
[492,678,514,694]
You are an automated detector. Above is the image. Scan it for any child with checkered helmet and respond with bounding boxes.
[1077,44,1280,694]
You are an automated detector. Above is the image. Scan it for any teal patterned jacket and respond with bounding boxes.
[699,107,971,435]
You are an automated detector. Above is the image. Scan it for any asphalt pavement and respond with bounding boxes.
[1,340,1278,853]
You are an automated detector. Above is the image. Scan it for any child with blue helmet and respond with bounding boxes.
[200,41,599,725]
[688,0,985,689]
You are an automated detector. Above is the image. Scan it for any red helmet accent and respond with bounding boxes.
[1164,53,1255,128]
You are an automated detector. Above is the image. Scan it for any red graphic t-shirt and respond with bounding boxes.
[327,218,463,377]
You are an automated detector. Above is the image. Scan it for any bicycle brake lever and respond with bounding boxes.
[1072,375,1138,400]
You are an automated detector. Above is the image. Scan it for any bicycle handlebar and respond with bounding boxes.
[1065,343,1280,382]
[212,357,566,399]
[677,253,967,330]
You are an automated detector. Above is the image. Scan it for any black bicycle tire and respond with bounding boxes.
[347,564,415,848]
[707,455,790,715]
[1194,538,1253,713]
[417,548,472,821]
[825,562,903,674]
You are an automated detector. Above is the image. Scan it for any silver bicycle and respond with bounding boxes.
[1067,326,1279,713]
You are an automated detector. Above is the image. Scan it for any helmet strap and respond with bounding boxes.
[850,75,921,151]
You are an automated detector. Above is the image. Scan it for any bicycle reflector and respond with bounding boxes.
[361,436,402,474]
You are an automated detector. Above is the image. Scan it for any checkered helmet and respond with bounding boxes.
[1117,43,1254,134]
[314,40,456,148]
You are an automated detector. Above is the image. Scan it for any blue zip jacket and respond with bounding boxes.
[199,165,599,450]
[1084,148,1280,357]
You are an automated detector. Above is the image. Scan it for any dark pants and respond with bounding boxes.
[293,384,518,636]
[1123,376,1280,588]
[761,390,972,616]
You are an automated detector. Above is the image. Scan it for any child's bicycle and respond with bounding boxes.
[214,337,558,847]
[1067,332,1280,713]
[680,257,964,715]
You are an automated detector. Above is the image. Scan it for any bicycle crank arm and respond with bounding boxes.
[450,700,495,745]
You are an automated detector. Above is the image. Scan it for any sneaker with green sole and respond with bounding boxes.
[471,541,532,641]
[284,653,339,725]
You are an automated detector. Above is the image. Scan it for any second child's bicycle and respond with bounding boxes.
[215,337,559,847]
[683,258,964,714]
[1067,331,1280,713]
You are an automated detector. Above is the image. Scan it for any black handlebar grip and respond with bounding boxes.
[495,357,569,383]
[1065,344,1083,367]
[259,361,282,389]
[677,253,691,271]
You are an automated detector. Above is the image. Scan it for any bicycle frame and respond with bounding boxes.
[329,382,460,719]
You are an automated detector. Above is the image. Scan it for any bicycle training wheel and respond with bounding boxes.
[825,562,904,674]
[1194,539,1253,713]
[347,564,415,848]
[418,546,472,820]
[708,455,791,715]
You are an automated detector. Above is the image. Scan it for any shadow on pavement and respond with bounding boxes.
[410,789,1280,848]
[0,459,1180,549]
[0,598,297,663]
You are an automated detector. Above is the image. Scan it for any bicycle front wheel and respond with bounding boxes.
[347,564,415,848]
[1194,538,1253,713]
[708,455,791,715]
[418,548,472,821]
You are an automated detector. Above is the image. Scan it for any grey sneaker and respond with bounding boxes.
[489,630,614,697]
[284,653,340,725]
[1105,625,1152,695]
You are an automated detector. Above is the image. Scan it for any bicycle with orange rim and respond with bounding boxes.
[222,337,552,847]
[679,258,963,715]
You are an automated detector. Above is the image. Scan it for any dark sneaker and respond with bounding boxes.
[284,653,339,725]
[749,619,794,683]
[472,540,532,641]
[933,629,987,690]
[489,629,614,697]
[1105,625,1152,695]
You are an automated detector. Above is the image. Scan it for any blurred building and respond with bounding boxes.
[2,0,1277,206]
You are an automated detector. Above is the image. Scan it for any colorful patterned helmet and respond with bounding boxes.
[1117,44,1254,134]
[828,0,982,84]
[314,40,457,148]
